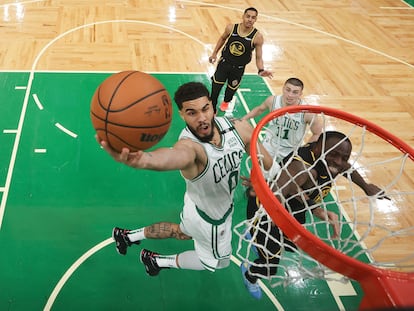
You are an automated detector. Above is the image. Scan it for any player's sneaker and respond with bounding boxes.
[241,262,262,299]
[112,227,140,255]
[140,249,167,276]
[219,101,229,111]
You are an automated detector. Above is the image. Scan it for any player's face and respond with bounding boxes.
[242,10,258,28]
[324,138,352,177]
[282,83,303,106]
[179,96,215,142]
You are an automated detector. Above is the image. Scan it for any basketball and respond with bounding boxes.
[90,70,172,152]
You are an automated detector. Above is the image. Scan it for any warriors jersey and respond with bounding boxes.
[262,96,308,162]
[282,142,333,224]
[221,24,258,66]
[178,117,245,220]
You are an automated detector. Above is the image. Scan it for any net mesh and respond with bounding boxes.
[234,108,414,290]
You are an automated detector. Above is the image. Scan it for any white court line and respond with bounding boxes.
[380,6,413,9]
[15,86,27,90]
[0,19,210,228]
[32,94,44,110]
[34,149,47,153]
[231,255,284,310]
[0,0,43,7]
[43,238,113,311]
[181,0,414,69]
[55,123,78,138]
[2,3,411,308]
[3,129,17,134]
[43,238,282,311]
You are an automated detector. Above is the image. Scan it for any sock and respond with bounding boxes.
[155,255,178,269]
[127,228,145,242]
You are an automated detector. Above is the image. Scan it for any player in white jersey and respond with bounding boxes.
[97,82,272,277]
[242,77,322,163]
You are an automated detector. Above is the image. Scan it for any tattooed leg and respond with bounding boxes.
[144,222,192,240]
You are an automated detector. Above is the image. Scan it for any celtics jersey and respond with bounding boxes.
[262,96,308,162]
[178,117,245,220]
[221,24,258,66]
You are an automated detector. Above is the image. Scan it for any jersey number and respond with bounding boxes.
[276,127,290,140]
[228,171,239,194]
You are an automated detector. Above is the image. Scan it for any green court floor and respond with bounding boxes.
[0,71,363,310]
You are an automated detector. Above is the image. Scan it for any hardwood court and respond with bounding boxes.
[0,1,413,310]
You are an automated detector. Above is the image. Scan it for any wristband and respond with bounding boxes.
[258,69,264,74]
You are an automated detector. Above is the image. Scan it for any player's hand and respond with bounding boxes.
[326,211,340,239]
[313,207,340,239]
[241,175,252,188]
[208,55,217,64]
[259,70,273,79]
[364,184,390,200]
[241,175,256,196]
[96,135,145,167]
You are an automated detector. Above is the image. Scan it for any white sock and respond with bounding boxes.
[176,250,205,270]
[156,255,178,269]
[127,228,145,242]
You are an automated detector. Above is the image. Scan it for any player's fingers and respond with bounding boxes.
[95,134,101,144]
[374,189,391,200]
[241,175,250,182]
[118,147,132,162]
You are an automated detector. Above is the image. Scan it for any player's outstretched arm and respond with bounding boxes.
[241,95,273,121]
[254,33,273,79]
[209,24,232,64]
[233,118,273,170]
[346,168,389,199]
[304,113,323,143]
[312,207,340,238]
[97,135,197,172]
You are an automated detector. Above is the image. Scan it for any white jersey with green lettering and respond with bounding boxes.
[179,117,245,221]
[262,95,307,163]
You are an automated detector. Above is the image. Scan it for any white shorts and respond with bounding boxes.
[179,194,232,271]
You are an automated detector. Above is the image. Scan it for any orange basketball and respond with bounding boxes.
[90,70,172,152]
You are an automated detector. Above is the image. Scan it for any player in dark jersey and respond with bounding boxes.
[240,131,377,299]
[208,7,273,113]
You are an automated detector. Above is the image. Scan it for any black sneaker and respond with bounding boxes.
[140,249,164,276]
[112,227,140,255]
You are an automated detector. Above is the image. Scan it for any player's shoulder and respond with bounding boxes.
[225,23,235,32]
[252,29,264,41]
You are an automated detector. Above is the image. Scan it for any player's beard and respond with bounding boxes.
[187,119,215,143]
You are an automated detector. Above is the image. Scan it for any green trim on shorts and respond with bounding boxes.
[196,204,233,225]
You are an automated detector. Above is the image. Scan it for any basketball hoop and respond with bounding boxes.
[245,105,414,310]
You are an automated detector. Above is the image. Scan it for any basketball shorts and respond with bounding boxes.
[179,193,232,271]
[212,58,245,86]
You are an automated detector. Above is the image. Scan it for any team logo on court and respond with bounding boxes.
[229,41,245,56]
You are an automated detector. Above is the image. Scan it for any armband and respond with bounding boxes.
[258,69,264,74]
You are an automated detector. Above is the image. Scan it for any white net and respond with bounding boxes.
[234,108,414,289]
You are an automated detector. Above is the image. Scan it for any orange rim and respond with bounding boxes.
[250,105,414,309]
